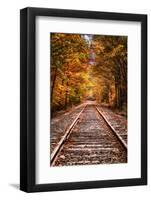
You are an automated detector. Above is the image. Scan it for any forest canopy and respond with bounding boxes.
[51,33,127,116]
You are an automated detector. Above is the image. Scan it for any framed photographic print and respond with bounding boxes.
[20,7,147,192]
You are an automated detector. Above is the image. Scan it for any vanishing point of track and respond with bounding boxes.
[51,103,127,166]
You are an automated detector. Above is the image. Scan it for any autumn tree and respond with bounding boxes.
[51,33,127,116]
[51,33,89,114]
[91,35,127,110]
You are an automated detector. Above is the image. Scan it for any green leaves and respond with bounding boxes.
[91,35,127,108]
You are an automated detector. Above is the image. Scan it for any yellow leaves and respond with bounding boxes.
[110,44,125,58]
[51,33,127,111]
[58,84,65,91]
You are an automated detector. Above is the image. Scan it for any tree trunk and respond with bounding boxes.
[64,81,69,109]
[51,66,58,104]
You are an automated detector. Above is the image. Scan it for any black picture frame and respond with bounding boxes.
[20,7,147,192]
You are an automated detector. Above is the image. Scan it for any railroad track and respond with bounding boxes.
[50,104,127,166]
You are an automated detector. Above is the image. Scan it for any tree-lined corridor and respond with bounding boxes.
[51,33,127,117]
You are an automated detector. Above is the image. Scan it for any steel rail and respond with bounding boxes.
[95,106,127,150]
[51,104,87,166]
